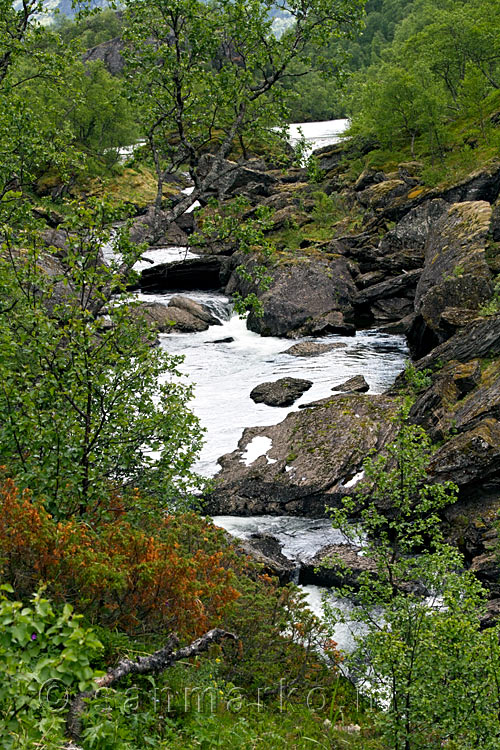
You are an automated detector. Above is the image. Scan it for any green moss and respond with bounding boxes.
[84,165,180,208]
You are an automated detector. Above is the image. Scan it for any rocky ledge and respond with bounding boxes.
[132,295,221,333]
[205,394,398,517]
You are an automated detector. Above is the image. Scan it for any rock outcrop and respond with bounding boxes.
[83,37,125,76]
[228,255,357,338]
[130,206,189,247]
[408,201,493,358]
[415,314,500,370]
[205,394,398,517]
[197,155,278,201]
[249,377,312,407]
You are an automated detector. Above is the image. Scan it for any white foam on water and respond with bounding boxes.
[240,436,273,466]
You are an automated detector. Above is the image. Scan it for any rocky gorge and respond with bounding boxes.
[126,122,500,618]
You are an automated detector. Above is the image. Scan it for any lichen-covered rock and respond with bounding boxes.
[409,201,493,358]
[353,169,387,192]
[356,179,409,212]
[269,205,309,231]
[409,360,482,439]
[429,417,500,489]
[250,377,312,407]
[371,162,500,223]
[439,162,500,205]
[416,314,500,369]
[205,394,398,517]
[428,360,500,439]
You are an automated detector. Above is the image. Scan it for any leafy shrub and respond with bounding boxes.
[0,586,102,749]
[0,478,240,639]
[220,574,337,698]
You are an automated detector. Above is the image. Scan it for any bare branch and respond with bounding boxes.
[65,628,237,747]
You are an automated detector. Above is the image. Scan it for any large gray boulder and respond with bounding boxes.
[228,255,357,338]
[132,296,221,333]
[250,377,312,407]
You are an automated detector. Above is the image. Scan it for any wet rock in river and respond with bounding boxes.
[332,375,369,393]
[236,534,296,584]
[300,544,376,589]
[228,254,357,338]
[250,377,312,407]
[133,296,221,333]
[207,336,235,344]
[284,342,347,357]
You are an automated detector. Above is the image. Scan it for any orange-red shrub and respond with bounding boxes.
[0,478,240,639]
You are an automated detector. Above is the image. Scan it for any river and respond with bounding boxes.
[124,120,408,648]
[287,118,349,157]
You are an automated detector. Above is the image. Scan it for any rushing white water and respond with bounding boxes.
[152,302,408,476]
[287,118,349,158]
[211,515,365,653]
[133,246,198,273]
[154,298,404,654]
[212,515,348,561]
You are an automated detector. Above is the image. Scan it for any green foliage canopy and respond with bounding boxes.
[0,203,204,520]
